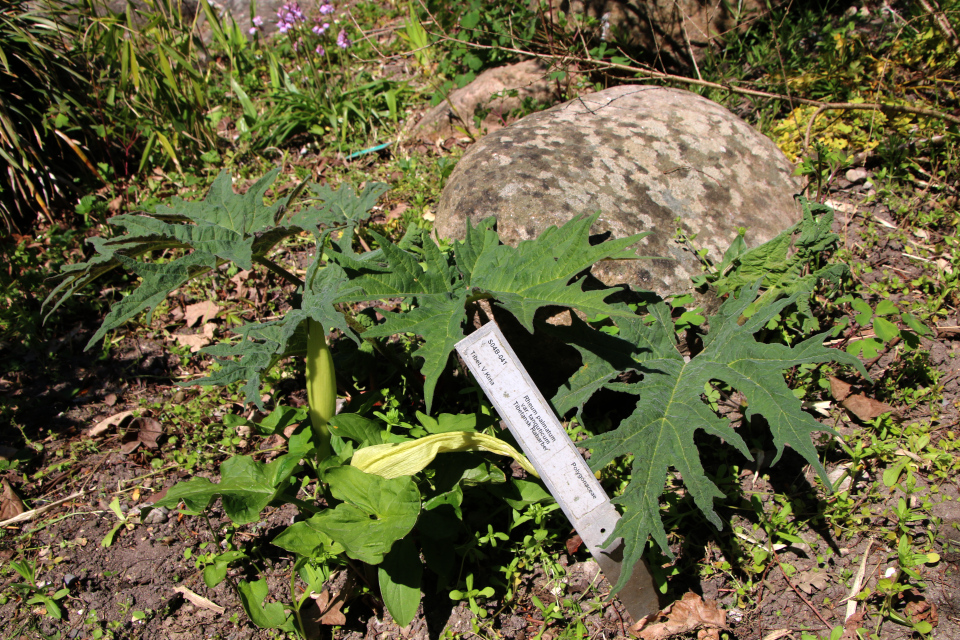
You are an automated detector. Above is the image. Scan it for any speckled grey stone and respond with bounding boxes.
[435,85,802,299]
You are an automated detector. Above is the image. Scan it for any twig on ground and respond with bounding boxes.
[0,490,85,527]
[841,539,875,622]
[918,0,960,51]
[421,34,960,129]
[774,551,832,628]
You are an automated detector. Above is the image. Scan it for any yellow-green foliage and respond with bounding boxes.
[769,17,956,162]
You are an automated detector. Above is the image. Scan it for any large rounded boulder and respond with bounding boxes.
[435,85,802,300]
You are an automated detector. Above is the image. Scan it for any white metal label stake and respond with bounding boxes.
[455,321,660,620]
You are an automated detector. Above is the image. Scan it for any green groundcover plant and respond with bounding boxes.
[48,171,867,631]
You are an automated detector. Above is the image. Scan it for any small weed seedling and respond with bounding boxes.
[6,559,70,620]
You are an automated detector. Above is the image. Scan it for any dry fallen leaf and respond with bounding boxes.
[905,600,938,627]
[829,376,852,401]
[565,533,583,555]
[842,394,895,422]
[87,410,135,437]
[387,202,409,220]
[631,592,726,640]
[174,322,217,353]
[0,479,25,521]
[104,393,118,406]
[795,569,830,594]
[230,269,252,300]
[120,416,164,454]
[300,574,357,639]
[313,589,347,625]
[184,301,219,328]
[173,586,225,614]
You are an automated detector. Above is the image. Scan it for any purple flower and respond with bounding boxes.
[311,22,328,35]
[276,2,305,33]
[336,29,351,49]
[253,15,263,27]
[315,45,325,55]
[319,3,334,15]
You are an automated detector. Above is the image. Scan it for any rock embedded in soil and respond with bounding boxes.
[435,85,802,301]
[409,59,559,143]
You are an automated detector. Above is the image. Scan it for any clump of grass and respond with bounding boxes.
[0,0,100,230]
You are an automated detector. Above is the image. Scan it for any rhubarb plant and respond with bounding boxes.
[48,172,866,629]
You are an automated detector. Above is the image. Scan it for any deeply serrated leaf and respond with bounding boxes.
[468,216,647,331]
[709,198,849,330]
[86,251,219,349]
[48,171,379,353]
[578,282,868,595]
[191,311,310,408]
[288,181,389,229]
[330,214,647,411]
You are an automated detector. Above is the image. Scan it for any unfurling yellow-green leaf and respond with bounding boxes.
[351,432,538,479]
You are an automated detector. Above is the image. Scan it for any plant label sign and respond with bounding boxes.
[455,321,660,620]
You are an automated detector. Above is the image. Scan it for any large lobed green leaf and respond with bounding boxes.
[45,169,385,352]
[329,214,648,411]
[306,466,420,565]
[555,281,868,594]
[705,198,849,331]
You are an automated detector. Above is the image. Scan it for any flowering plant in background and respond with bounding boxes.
[273,1,349,54]
[276,1,305,34]
[235,0,399,150]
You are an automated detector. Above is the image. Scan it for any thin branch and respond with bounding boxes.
[0,491,85,527]
[918,0,960,51]
[425,33,960,127]
[774,550,833,628]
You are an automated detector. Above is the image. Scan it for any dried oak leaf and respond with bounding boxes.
[795,569,830,594]
[184,301,219,328]
[841,394,895,422]
[120,416,164,454]
[0,479,25,521]
[566,533,583,555]
[905,600,938,627]
[829,376,852,401]
[174,322,217,353]
[631,592,726,640]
